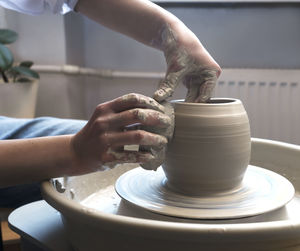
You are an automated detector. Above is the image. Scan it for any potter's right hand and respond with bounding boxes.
[70,93,170,174]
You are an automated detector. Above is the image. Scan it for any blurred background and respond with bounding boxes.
[0,1,300,144]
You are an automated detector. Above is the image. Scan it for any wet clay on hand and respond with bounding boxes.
[153,24,219,103]
[71,93,170,173]
[140,101,174,171]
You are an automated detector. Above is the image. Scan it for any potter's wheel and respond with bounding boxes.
[115,165,295,219]
[42,139,300,251]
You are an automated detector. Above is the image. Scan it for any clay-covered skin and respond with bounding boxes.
[76,0,221,104]
[71,93,171,174]
[163,99,251,196]
[74,0,221,173]
[153,24,220,103]
[140,101,175,170]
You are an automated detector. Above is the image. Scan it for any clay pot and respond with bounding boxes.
[162,98,251,196]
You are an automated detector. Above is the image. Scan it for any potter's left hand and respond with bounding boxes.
[153,25,221,103]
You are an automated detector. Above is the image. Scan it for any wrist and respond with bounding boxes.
[68,134,85,176]
[160,20,200,52]
[51,135,80,177]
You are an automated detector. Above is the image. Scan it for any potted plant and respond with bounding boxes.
[0,28,39,118]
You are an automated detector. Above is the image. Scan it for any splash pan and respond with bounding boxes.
[41,139,300,251]
[115,165,294,219]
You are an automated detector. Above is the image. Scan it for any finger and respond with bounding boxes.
[194,79,216,103]
[108,108,171,129]
[140,147,165,171]
[106,130,168,148]
[153,84,173,102]
[153,71,183,102]
[109,93,165,113]
[105,149,155,165]
[184,73,202,102]
[184,69,218,103]
[185,83,199,103]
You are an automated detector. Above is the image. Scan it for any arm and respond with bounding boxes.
[0,94,169,188]
[75,0,221,102]
[0,136,74,187]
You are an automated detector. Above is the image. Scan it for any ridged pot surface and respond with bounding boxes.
[163,98,251,195]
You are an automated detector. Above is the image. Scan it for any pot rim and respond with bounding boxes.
[41,138,300,239]
[171,97,241,105]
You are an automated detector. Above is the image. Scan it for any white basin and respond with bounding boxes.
[41,138,300,251]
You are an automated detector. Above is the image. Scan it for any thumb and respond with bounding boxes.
[153,72,182,102]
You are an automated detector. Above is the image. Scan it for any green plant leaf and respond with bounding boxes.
[12,66,39,79]
[20,61,34,68]
[17,78,32,83]
[6,68,20,82]
[0,29,18,44]
[0,44,13,71]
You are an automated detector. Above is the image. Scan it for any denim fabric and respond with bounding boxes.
[0,116,87,207]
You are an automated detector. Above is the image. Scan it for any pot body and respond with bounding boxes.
[0,80,39,118]
[163,98,251,195]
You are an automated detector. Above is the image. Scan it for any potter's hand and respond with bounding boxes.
[75,0,220,103]
[70,93,170,173]
[153,25,221,103]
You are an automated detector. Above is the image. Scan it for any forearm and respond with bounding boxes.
[75,0,198,50]
[0,136,75,187]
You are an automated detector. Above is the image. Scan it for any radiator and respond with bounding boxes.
[215,69,300,145]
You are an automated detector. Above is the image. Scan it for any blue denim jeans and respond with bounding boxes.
[0,116,87,208]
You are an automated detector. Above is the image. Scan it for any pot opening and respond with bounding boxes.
[206,99,235,104]
[171,98,238,105]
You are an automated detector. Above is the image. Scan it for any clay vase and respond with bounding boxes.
[162,98,251,196]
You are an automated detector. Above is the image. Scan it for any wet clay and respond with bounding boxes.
[121,93,165,113]
[100,94,170,170]
[163,99,251,195]
[141,101,175,171]
[153,24,218,103]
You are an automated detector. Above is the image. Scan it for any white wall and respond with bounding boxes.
[4,3,300,70]
[1,3,300,143]
[64,3,300,70]
[3,9,67,65]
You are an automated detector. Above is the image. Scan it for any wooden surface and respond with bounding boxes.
[1,221,21,251]
[1,221,20,244]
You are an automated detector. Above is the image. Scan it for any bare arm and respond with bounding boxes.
[76,0,221,102]
[76,0,180,49]
[0,94,169,188]
[0,136,74,187]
